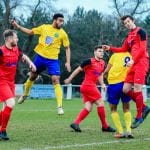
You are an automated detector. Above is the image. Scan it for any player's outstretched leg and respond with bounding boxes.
[18,79,34,104]
[126,91,144,129]
[0,131,9,141]
[142,106,150,120]
[97,107,116,132]
[54,84,64,115]
[18,95,28,104]
[131,118,143,129]
[70,123,81,132]
[70,108,90,132]
[127,90,150,121]
[57,106,64,115]
[130,92,144,129]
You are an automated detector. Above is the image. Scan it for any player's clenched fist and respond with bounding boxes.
[102,45,110,51]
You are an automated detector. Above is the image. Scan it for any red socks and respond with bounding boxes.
[134,92,144,119]
[74,107,109,129]
[97,106,108,129]
[0,110,2,126]
[74,108,89,124]
[0,106,13,132]
[127,90,147,110]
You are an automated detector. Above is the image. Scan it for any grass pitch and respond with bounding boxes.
[0,99,150,150]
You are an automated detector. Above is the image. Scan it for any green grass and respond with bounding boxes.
[0,99,150,150]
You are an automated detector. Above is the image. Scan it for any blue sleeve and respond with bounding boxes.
[0,49,3,56]
[80,59,91,68]
[137,29,146,41]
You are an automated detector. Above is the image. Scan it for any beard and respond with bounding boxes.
[56,25,61,29]
[56,23,63,29]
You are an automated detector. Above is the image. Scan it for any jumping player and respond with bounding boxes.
[11,13,71,115]
[0,29,36,140]
[104,52,133,138]
[102,15,150,128]
[64,46,116,133]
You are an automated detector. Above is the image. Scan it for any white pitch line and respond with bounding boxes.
[21,137,150,150]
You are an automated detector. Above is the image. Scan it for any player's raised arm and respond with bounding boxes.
[65,46,71,72]
[11,20,33,35]
[64,66,82,84]
[21,54,36,72]
[102,38,129,53]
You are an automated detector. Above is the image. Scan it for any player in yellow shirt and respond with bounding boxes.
[104,52,134,138]
[11,13,71,115]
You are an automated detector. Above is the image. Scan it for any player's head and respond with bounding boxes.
[121,15,136,30]
[94,45,104,60]
[52,13,64,29]
[3,29,18,47]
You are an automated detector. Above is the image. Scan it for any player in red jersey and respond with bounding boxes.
[102,15,150,129]
[64,46,116,133]
[0,29,36,140]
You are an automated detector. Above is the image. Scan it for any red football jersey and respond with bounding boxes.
[0,45,22,83]
[110,27,149,66]
[80,58,105,85]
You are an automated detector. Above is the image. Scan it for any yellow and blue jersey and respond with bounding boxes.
[32,24,70,59]
[107,52,132,84]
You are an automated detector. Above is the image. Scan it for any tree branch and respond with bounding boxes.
[113,0,122,17]
[131,0,143,16]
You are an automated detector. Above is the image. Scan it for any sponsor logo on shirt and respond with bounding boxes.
[6,61,17,67]
[93,70,101,76]
[45,36,53,45]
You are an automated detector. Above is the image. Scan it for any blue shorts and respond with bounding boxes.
[33,54,60,75]
[107,82,131,105]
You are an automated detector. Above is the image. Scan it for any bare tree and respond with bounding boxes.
[0,0,22,44]
[110,0,150,44]
[22,0,42,54]
[112,0,150,16]
[0,0,57,44]
[19,0,57,54]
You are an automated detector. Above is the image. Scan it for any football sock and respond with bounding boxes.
[97,107,108,129]
[127,90,146,111]
[74,108,89,124]
[111,112,123,134]
[134,91,144,119]
[54,84,63,107]
[0,110,2,126]
[124,112,132,133]
[24,78,34,96]
[0,106,12,132]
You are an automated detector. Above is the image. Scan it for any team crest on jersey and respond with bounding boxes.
[45,36,53,45]
[54,32,59,38]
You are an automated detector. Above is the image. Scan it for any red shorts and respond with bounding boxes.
[0,82,15,102]
[80,85,102,103]
[125,60,149,84]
